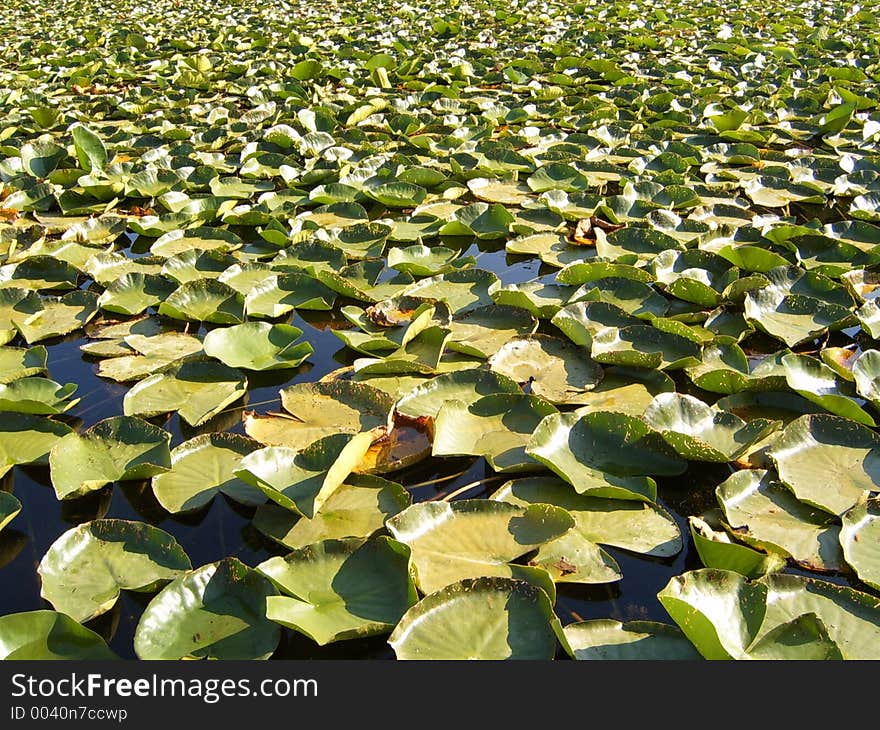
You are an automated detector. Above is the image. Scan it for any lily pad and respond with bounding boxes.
[487,335,603,405]
[689,515,788,578]
[38,519,191,623]
[235,433,375,518]
[151,433,264,513]
[658,568,844,660]
[767,413,880,516]
[563,620,701,660]
[133,557,280,660]
[716,469,844,572]
[395,368,521,419]
[251,474,410,550]
[49,416,172,500]
[0,345,47,383]
[526,411,687,502]
[159,279,245,324]
[0,377,79,415]
[0,611,117,660]
[385,499,574,594]
[492,476,682,557]
[258,536,417,645]
[0,492,21,532]
[243,381,394,451]
[432,393,558,472]
[388,577,563,660]
[123,360,247,427]
[203,322,313,371]
[840,498,880,590]
[0,413,73,477]
[643,392,779,462]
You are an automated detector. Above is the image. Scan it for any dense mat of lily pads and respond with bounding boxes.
[0,0,879,660]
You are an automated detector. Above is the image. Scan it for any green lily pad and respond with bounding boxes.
[97,273,178,316]
[49,415,172,500]
[433,393,559,472]
[447,304,538,359]
[243,381,394,451]
[840,498,880,591]
[487,335,603,405]
[388,577,564,660]
[159,279,245,324]
[781,353,875,426]
[244,273,337,316]
[717,469,844,572]
[38,519,191,623]
[643,392,779,462]
[0,345,47,383]
[563,620,701,660]
[526,411,686,502]
[567,366,675,416]
[492,476,682,557]
[96,332,204,383]
[658,568,844,660]
[151,433,264,513]
[400,269,500,314]
[689,515,788,579]
[203,322,313,371]
[395,368,521,419]
[251,474,411,550]
[133,557,280,660]
[258,536,417,645]
[387,244,473,277]
[768,413,880,516]
[0,610,117,660]
[0,413,73,477]
[235,433,375,518]
[385,499,574,594]
[590,323,701,370]
[491,281,573,319]
[0,377,79,415]
[123,360,247,427]
[16,291,99,344]
[743,266,854,347]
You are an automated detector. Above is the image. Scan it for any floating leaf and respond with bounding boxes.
[488,335,603,405]
[0,611,117,660]
[717,469,844,572]
[643,392,779,462]
[433,393,558,472]
[492,476,682,557]
[563,620,701,660]
[840,498,880,591]
[389,577,563,660]
[243,381,393,451]
[768,413,880,516]
[151,433,263,513]
[134,558,280,660]
[0,377,79,415]
[0,492,21,532]
[386,499,573,594]
[123,360,247,427]
[203,322,313,371]
[49,416,172,500]
[235,433,374,518]
[526,411,686,502]
[251,475,410,550]
[258,536,417,645]
[38,519,191,623]
[658,569,843,660]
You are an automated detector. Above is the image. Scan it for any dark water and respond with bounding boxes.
[0,237,860,659]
